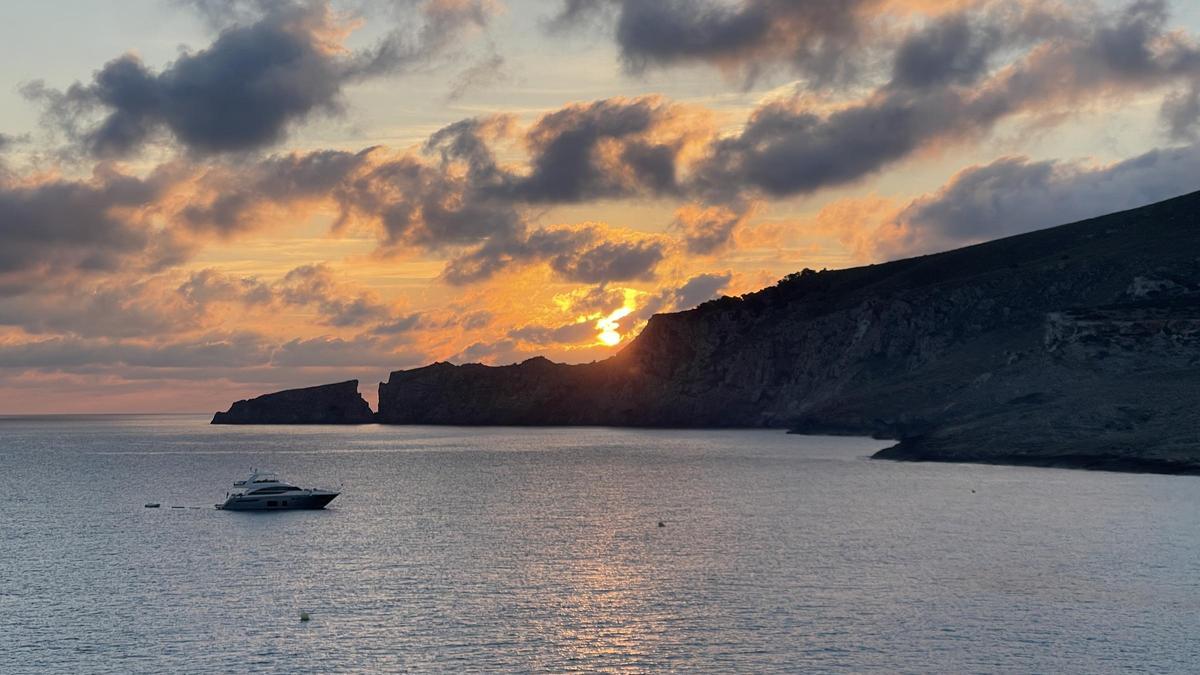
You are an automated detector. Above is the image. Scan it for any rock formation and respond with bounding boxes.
[212,380,374,424]
[375,190,1200,473]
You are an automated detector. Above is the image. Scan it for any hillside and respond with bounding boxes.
[375,191,1200,472]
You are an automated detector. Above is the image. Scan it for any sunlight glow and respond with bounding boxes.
[596,306,633,346]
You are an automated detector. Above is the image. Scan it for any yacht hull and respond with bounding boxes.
[217,491,339,511]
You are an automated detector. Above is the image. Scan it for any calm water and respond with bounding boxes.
[1,415,1198,673]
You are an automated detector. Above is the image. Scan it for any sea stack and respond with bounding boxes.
[211,380,375,424]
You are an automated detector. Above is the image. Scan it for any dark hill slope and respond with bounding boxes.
[212,380,374,424]
[377,190,1200,472]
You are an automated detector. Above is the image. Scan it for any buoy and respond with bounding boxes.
[300,611,310,622]
[657,521,665,528]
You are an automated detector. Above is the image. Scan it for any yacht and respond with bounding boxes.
[216,470,339,511]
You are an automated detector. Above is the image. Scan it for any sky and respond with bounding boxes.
[3,0,1200,413]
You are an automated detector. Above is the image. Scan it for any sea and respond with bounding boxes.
[1,414,1197,673]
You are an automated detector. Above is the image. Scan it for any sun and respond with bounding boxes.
[596,306,633,346]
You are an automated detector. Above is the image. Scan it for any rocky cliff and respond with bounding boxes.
[377,190,1200,473]
[212,380,374,424]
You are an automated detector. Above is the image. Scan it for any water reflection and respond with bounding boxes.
[2,417,1198,672]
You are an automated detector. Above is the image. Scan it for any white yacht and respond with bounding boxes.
[216,470,339,511]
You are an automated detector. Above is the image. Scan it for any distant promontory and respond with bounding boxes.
[213,191,1200,474]
[212,380,374,424]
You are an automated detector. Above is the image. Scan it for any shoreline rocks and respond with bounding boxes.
[211,380,374,425]
[213,191,1200,474]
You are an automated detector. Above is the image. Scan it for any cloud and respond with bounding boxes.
[179,264,414,330]
[692,1,1200,202]
[27,0,498,157]
[0,332,272,370]
[672,272,733,310]
[630,271,731,322]
[275,265,389,327]
[371,313,425,335]
[881,144,1200,256]
[0,164,190,294]
[172,97,703,252]
[532,272,733,350]
[269,334,408,368]
[671,203,754,254]
[177,268,274,307]
[513,96,706,203]
[0,328,418,375]
[508,320,598,346]
[183,147,376,234]
[549,238,665,283]
[1162,82,1200,139]
[340,121,524,248]
[550,0,886,84]
[449,338,523,364]
[890,12,1001,90]
[0,275,201,339]
[446,51,507,102]
[442,225,665,284]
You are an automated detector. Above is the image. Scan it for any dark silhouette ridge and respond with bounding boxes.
[212,380,374,424]
[217,190,1200,473]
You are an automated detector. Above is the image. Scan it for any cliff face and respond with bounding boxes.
[212,380,374,424]
[377,191,1200,472]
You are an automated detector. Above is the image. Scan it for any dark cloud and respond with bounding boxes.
[440,227,592,284]
[459,311,494,331]
[183,147,375,234]
[564,285,627,315]
[890,13,1000,90]
[269,334,404,368]
[0,166,185,293]
[28,0,496,157]
[0,332,272,370]
[626,272,732,324]
[694,1,1200,202]
[0,277,199,339]
[338,118,523,248]
[175,97,692,250]
[450,338,524,365]
[887,143,1200,256]
[371,314,424,335]
[442,226,664,284]
[30,4,343,157]
[0,329,412,374]
[508,320,598,346]
[180,264,411,329]
[365,98,693,251]
[1162,82,1200,140]
[694,92,956,200]
[673,272,732,309]
[446,52,507,102]
[344,0,496,79]
[545,0,610,30]
[179,122,519,244]
[179,268,275,307]
[549,239,664,283]
[671,204,750,254]
[515,96,692,202]
[552,0,877,84]
[275,264,390,327]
